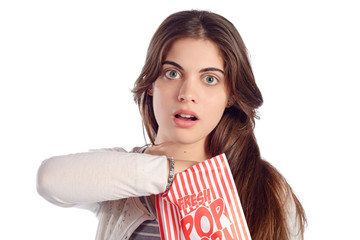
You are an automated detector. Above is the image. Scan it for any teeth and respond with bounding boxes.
[179,113,194,118]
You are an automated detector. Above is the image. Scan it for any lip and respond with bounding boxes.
[173,109,199,119]
[172,109,199,128]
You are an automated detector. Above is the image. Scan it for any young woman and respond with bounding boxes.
[37,10,306,240]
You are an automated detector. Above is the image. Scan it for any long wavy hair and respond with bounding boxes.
[132,10,306,239]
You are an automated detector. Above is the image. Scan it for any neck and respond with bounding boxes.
[148,139,210,162]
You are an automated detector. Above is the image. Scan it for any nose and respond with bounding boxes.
[178,79,198,103]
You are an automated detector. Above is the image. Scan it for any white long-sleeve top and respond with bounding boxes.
[36,147,302,239]
[37,147,168,210]
[37,147,168,239]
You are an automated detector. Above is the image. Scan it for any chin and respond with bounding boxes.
[169,134,207,146]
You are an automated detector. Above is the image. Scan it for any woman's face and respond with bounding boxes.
[151,37,230,146]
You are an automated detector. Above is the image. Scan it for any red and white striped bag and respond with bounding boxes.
[155,153,251,240]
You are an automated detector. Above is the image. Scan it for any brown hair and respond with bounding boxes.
[132,10,306,239]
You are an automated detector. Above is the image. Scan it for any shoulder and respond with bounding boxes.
[130,145,151,153]
[88,145,149,153]
[257,159,306,239]
[89,147,127,152]
[283,190,305,239]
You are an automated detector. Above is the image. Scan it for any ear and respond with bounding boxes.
[226,96,234,108]
[147,87,153,96]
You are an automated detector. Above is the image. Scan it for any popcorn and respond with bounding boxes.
[156,154,251,239]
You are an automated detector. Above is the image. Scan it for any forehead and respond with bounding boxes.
[163,38,224,70]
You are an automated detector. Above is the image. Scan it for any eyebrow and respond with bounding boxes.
[162,60,224,75]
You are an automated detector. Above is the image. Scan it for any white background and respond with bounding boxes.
[1,0,359,239]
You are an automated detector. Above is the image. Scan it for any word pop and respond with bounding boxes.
[180,198,236,240]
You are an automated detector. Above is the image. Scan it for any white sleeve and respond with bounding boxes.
[36,148,168,210]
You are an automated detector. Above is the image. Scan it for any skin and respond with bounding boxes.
[146,37,231,207]
[146,37,230,164]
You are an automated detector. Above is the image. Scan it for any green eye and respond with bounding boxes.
[165,70,180,79]
[204,75,218,85]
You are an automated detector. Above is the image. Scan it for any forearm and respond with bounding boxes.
[36,149,168,207]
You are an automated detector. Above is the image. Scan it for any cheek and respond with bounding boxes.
[206,97,228,127]
[210,107,226,126]
[152,88,173,123]
[211,92,228,111]
[152,93,164,121]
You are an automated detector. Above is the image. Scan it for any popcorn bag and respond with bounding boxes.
[156,154,252,240]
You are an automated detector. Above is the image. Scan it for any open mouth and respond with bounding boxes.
[175,113,198,121]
